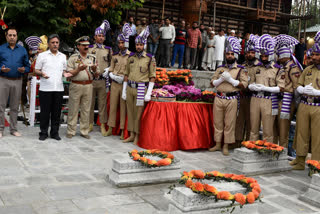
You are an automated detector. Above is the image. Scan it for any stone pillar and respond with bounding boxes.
[182,0,207,25]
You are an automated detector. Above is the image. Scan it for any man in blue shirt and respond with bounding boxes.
[0,27,30,138]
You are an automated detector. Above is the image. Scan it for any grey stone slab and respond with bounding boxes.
[257,203,282,214]
[0,152,13,157]
[130,183,172,196]
[32,200,80,214]
[278,177,309,193]
[299,174,320,208]
[72,194,144,210]
[25,175,56,186]
[84,182,133,196]
[42,184,99,200]
[105,203,158,214]
[0,187,49,205]
[63,208,108,214]
[229,148,291,176]
[0,205,37,214]
[271,185,298,196]
[55,174,93,183]
[142,194,170,211]
[267,195,316,213]
[78,147,95,152]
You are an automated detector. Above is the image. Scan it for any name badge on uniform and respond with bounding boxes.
[219,70,224,74]
[256,69,260,74]
[92,50,96,54]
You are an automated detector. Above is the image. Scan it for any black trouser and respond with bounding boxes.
[129,36,136,53]
[159,39,171,67]
[39,91,63,137]
[197,45,206,68]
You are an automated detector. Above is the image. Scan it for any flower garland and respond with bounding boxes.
[179,170,261,207]
[241,140,284,159]
[128,149,174,167]
[306,160,320,176]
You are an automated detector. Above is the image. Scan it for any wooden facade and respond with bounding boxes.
[128,0,295,36]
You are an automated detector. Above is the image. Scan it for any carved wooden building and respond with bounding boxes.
[128,0,300,36]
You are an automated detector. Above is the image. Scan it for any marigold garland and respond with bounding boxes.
[306,160,320,176]
[128,149,174,167]
[179,170,261,207]
[241,140,284,159]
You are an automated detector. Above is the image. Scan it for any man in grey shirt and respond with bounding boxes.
[147,17,160,56]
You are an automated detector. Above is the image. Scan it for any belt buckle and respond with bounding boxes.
[132,83,136,88]
[307,97,313,103]
[257,92,264,96]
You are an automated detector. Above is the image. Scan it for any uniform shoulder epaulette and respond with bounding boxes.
[217,64,225,69]
[129,52,135,57]
[146,53,153,58]
[88,44,94,48]
[112,52,119,56]
[70,53,79,58]
[273,63,281,69]
[104,46,112,50]
[237,64,245,69]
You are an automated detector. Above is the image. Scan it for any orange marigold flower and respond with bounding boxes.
[167,153,174,159]
[193,170,205,179]
[185,179,193,188]
[193,182,204,192]
[246,177,257,184]
[224,173,234,178]
[217,191,231,200]
[131,149,138,153]
[204,184,217,194]
[147,159,157,165]
[246,192,255,204]
[133,154,140,160]
[156,158,172,166]
[140,157,147,163]
[234,193,246,205]
[228,194,235,200]
[253,186,261,194]
[252,189,260,199]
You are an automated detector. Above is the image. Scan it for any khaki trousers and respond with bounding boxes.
[250,97,275,143]
[213,97,238,144]
[235,97,251,141]
[0,77,22,133]
[294,103,320,160]
[89,80,108,124]
[126,86,145,134]
[108,82,126,129]
[273,102,295,148]
[67,83,93,136]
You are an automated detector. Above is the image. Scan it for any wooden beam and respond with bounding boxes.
[162,0,165,19]
[278,0,281,12]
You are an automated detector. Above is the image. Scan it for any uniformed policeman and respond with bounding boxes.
[88,20,112,136]
[248,34,285,143]
[273,35,302,148]
[105,24,132,139]
[66,36,100,139]
[235,34,260,146]
[291,31,320,169]
[122,27,156,145]
[209,36,248,156]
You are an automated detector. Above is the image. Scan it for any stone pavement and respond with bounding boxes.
[0,124,319,214]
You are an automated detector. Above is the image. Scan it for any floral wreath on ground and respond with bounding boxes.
[241,140,284,159]
[306,160,320,176]
[179,170,261,207]
[128,149,174,167]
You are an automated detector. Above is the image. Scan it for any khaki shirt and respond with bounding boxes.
[243,59,261,79]
[67,53,100,81]
[298,64,320,90]
[88,44,111,72]
[109,50,131,76]
[125,52,156,82]
[211,63,248,93]
[282,60,302,93]
[249,62,285,89]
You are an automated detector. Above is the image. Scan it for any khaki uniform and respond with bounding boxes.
[88,44,111,124]
[294,64,320,160]
[108,50,131,129]
[235,59,260,142]
[273,60,301,147]
[249,62,285,142]
[211,63,248,144]
[125,52,156,134]
[67,53,100,136]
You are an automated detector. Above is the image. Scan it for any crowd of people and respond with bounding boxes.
[0,17,319,172]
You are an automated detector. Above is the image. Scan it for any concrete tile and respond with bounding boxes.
[105,203,158,214]
[266,195,316,213]
[42,184,99,200]
[0,205,37,214]
[32,200,80,214]
[0,187,49,205]
[55,174,93,183]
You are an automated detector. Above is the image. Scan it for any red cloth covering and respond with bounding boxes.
[138,101,215,151]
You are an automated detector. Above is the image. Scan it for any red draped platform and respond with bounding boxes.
[138,101,215,151]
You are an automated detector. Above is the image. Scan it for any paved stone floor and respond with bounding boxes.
[0,123,319,214]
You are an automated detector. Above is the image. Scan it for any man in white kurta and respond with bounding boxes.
[212,30,225,70]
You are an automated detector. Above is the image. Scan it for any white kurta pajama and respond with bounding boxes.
[202,37,215,70]
[212,35,225,70]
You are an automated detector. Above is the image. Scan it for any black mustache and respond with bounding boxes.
[84,48,89,50]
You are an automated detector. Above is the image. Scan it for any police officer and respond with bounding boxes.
[273,35,302,148]
[292,31,320,169]
[105,26,132,139]
[248,34,285,143]
[235,34,260,146]
[209,36,248,156]
[66,36,100,139]
[122,27,156,145]
[88,20,112,136]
